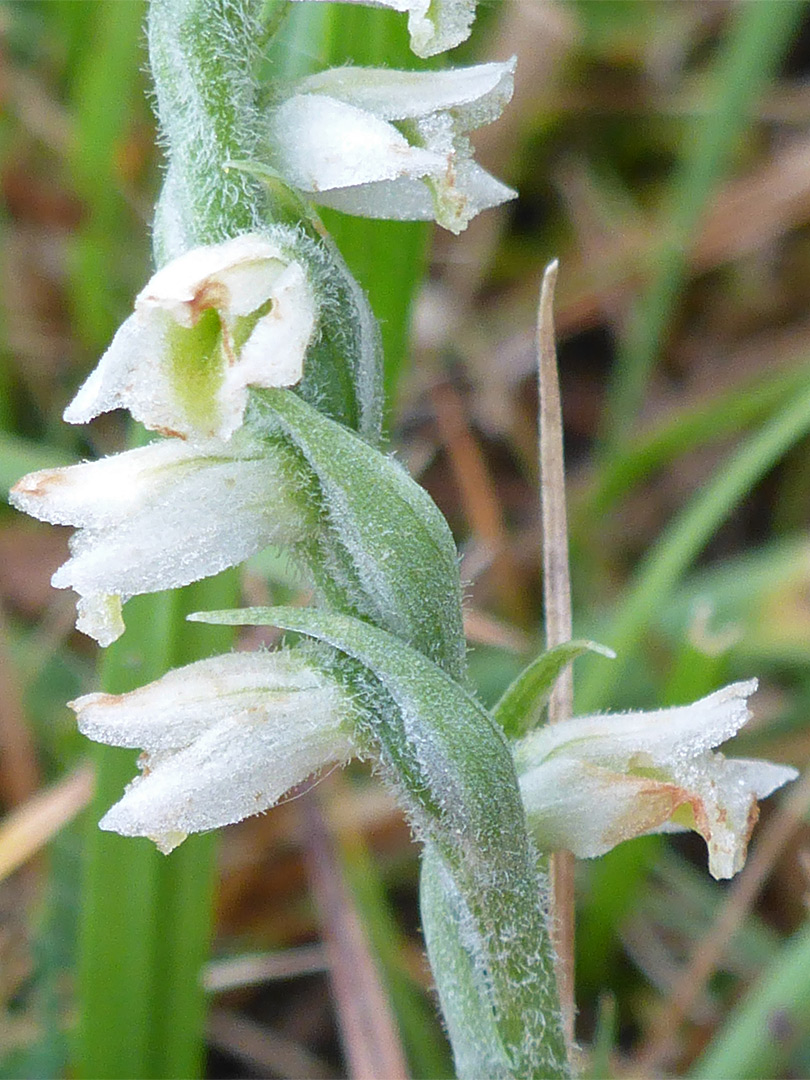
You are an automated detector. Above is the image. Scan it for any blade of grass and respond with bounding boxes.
[600,0,804,454]
[578,378,810,711]
[538,261,576,1050]
[76,574,237,1080]
[579,361,810,526]
[689,916,810,1079]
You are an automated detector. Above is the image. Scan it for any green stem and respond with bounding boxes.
[148,0,268,258]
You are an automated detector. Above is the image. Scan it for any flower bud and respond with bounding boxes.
[64,233,317,441]
[516,680,798,879]
[69,649,355,852]
[266,61,516,234]
[10,434,312,646]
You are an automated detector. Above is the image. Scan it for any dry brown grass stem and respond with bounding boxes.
[632,766,810,1076]
[299,786,409,1080]
[537,260,576,1054]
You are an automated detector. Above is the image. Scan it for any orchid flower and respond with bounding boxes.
[266,60,516,234]
[288,0,476,58]
[10,434,310,647]
[69,649,355,853]
[64,233,317,441]
[516,680,798,879]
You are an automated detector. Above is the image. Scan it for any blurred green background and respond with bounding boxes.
[3,1,810,1077]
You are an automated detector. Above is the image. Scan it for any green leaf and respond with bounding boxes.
[191,604,569,1078]
[494,640,615,739]
[250,388,466,680]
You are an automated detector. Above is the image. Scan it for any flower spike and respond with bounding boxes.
[287,0,476,59]
[64,233,317,441]
[516,680,798,879]
[70,650,355,852]
[10,434,311,646]
[267,61,516,234]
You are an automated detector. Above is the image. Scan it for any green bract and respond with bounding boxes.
[190,604,570,1078]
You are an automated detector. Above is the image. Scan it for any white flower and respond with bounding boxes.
[9,434,309,647]
[64,233,317,441]
[69,650,355,853]
[287,0,476,58]
[267,61,516,234]
[516,680,798,879]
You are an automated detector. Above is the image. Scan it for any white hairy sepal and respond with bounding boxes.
[267,61,516,234]
[64,233,317,441]
[69,649,355,853]
[9,434,312,647]
[286,0,476,58]
[516,680,798,879]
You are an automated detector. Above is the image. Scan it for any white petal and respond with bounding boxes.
[98,683,354,851]
[10,438,199,529]
[12,436,308,645]
[217,261,315,439]
[296,60,515,126]
[137,234,287,326]
[520,744,798,880]
[71,650,331,751]
[314,162,515,233]
[63,233,316,440]
[515,680,759,774]
[668,754,798,879]
[268,95,444,194]
[63,313,178,432]
[286,0,476,58]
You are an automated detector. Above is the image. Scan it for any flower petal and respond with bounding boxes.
[70,649,331,750]
[97,671,354,852]
[63,233,316,440]
[268,66,516,234]
[286,0,476,58]
[515,680,759,775]
[295,60,515,127]
[268,95,445,194]
[520,757,692,859]
[10,436,310,645]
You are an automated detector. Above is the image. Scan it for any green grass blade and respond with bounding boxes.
[690,919,810,1080]
[600,0,804,453]
[580,362,810,524]
[578,379,810,710]
[76,575,237,1080]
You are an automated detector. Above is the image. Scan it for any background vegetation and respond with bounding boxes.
[2,1,810,1076]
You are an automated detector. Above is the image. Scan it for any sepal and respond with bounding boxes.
[64,233,317,441]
